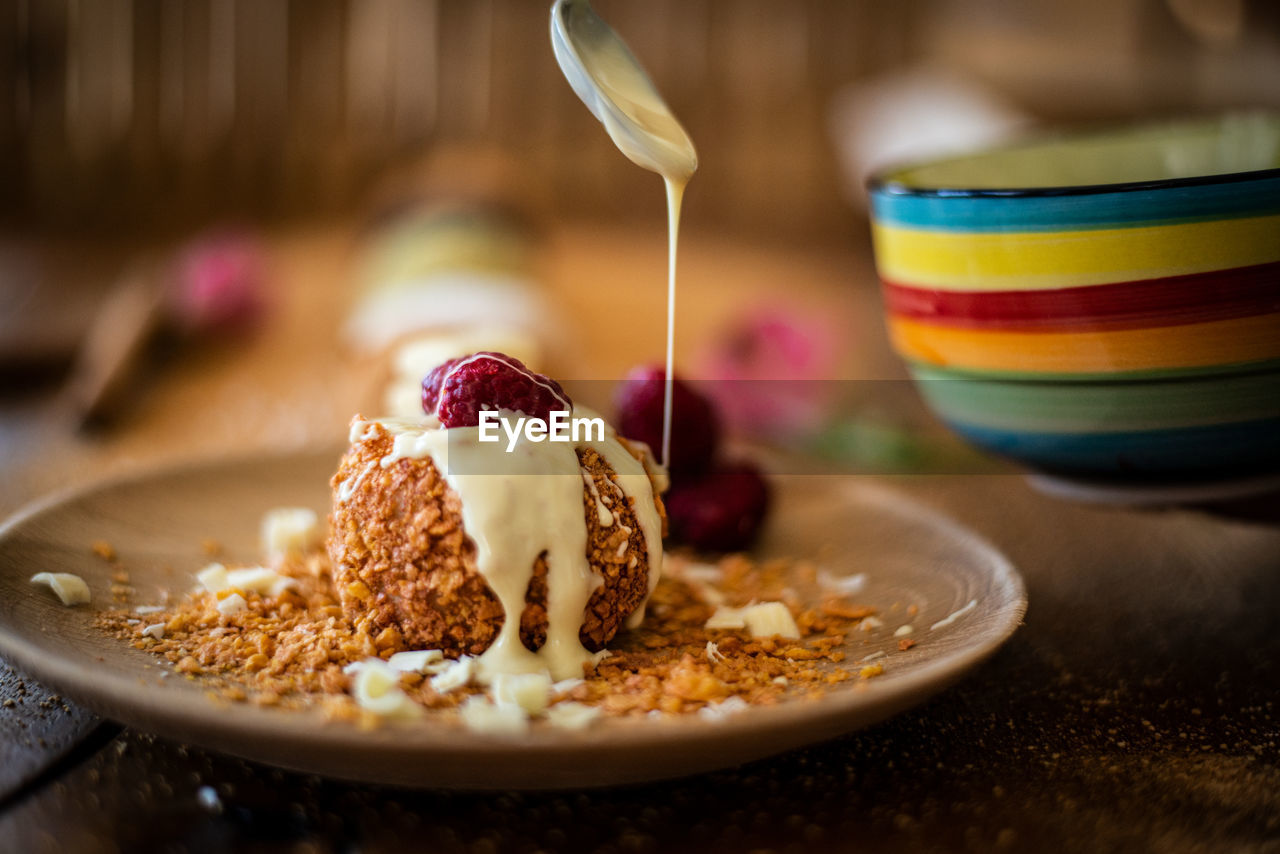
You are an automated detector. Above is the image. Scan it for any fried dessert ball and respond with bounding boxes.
[327,421,663,657]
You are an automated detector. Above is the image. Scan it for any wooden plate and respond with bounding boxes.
[0,451,1025,789]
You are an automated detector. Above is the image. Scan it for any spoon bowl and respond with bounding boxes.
[550,0,697,180]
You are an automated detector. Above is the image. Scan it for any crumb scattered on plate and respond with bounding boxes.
[96,535,908,730]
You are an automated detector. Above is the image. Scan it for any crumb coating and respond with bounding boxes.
[327,421,662,657]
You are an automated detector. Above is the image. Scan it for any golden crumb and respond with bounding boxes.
[91,540,116,562]
[97,545,885,723]
[821,601,875,620]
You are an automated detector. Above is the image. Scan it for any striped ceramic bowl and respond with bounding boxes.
[868,113,1280,478]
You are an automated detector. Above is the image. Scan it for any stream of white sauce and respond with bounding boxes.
[551,1,696,467]
[342,412,663,682]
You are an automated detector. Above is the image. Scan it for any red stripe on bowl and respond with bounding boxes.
[882,261,1280,332]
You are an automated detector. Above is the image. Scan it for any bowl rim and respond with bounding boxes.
[866,114,1280,200]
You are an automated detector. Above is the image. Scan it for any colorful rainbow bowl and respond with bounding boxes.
[868,113,1280,479]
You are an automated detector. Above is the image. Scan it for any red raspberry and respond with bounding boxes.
[427,352,572,428]
[664,461,770,552]
[420,356,466,415]
[613,366,720,474]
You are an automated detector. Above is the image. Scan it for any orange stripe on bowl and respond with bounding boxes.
[888,312,1280,374]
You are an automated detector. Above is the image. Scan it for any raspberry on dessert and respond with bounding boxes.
[613,365,720,475]
[420,355,466,415]
[664,461,770,552]
[424,352,572,428]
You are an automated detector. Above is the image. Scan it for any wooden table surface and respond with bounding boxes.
[1,223,1277,853]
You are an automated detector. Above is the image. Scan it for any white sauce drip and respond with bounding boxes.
[551,0,696,467]
[581,467,613,526]
[660,179,685,468]
[337,463,373,502]
[346,412,663,682]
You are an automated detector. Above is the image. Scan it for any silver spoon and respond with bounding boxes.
[550,0,697,181]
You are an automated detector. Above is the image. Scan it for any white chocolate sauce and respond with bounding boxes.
[580,466,613,526]
[660,179,685,467]
[551,0,697,467]
[345,412,663,682]
[336,463,373,502]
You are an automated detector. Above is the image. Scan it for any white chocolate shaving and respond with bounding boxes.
[816,569,867,596]
[348,658,422,719]
[705,602,800,639]
[216,593,248,616]
[742,602,800,639]
[261,507,322,559]
[196,563,228,592]
[387,649,444,673]
[491,672,553,716]
[429,657,475,694]
[551,678,584,695]
[698,696,749,721]
[704,606,747,631]
[458,695,528,735]
[197,564,294,597]
[227,568,294,596]
[30,572,91,606]
[679,562,724,584]
[546,702,601,730]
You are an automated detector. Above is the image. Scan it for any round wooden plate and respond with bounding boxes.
[0,451,1025,789]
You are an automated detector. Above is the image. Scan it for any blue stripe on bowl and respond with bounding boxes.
[870,173,1280,233]
[943,416,1280,476]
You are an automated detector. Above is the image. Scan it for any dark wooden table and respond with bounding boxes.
[3,226,1277,853]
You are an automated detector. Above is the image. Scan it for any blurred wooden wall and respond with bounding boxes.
[0,0,1276,240]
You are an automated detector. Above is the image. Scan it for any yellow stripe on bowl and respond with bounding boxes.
[888,312,1280,374]
[872,214,1280,291]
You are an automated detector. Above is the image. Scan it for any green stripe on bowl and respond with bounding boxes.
[910,365,1280,434]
